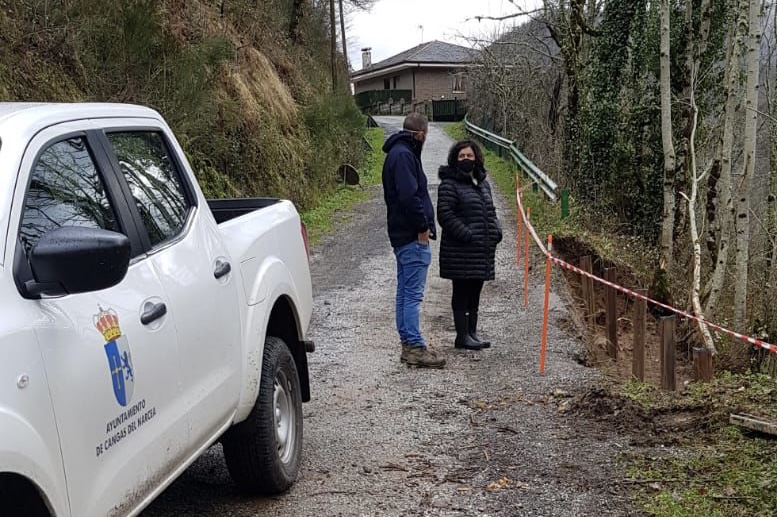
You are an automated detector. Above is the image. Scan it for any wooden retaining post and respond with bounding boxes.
[660,316,676,391]
[632,289,647,381]
[580,256,595,327]
[605,267,618,358]
[693,347,713,382]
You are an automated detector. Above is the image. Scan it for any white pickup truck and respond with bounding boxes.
[0,103,315,517]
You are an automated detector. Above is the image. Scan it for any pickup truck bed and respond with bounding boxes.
[207,198,282,224]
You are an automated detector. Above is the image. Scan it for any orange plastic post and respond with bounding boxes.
[539,235,553,374]
[515,178,522,267]
[523,207,531,308]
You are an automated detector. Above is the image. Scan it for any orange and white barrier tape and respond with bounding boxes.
[515,186,777,355]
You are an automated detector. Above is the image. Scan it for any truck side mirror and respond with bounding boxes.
[25,227,131,297]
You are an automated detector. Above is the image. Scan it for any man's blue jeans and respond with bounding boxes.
[393,240,432,346]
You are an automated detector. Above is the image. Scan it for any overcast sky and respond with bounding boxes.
[347,0,540,71]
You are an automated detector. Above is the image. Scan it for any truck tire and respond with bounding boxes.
[222,336,303,495]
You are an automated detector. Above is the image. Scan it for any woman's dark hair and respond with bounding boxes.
[446,139,484,169]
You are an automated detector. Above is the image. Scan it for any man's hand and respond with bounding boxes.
[418,229,431,244]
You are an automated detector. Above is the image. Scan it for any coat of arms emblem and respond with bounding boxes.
[95,307,135,407]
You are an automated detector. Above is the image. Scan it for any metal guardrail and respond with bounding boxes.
[464,115,558,201]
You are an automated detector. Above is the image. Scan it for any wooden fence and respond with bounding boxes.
[576,256,713,390]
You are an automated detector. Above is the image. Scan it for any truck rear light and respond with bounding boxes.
[300,221,310,261]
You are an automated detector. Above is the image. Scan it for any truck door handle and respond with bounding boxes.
[140,303,167,325]
[214,261,232,279]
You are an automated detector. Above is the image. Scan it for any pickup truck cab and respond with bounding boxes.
[0,103,314,517]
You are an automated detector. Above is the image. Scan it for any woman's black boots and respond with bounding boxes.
[468,312,491,348]
[454,311,483,350]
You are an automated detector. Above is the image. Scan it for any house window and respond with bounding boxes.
[452,72,466,93]
[384,79,390,90]
[393,76,399,89]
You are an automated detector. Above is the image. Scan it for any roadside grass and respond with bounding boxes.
[627,432,775,517]
[444,121,777,517]
[300,127,384,245]
[629,429,776,517]
[621,372,777,517]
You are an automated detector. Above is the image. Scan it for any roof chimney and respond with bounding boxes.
[361,47,372,69]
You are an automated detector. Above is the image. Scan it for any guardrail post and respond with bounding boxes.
[633,288,647,381]
[693,347,713,382]
[605,267,618,358]
[561,190,569,219]
[660,316,676,391]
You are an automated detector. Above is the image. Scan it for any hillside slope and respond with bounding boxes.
[0,0,363,208]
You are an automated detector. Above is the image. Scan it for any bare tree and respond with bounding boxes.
[669,0,714,239]
[766,0,777,334]
[465,19,564,174]
[329,0,336,90]
[542,0,599,183]
[341,1,378,57]
[703,4,742,318]
[339,0,348,71]
[659,0,677,272]
[734,0,763,329]
[684,69,717,353]
[290,0,307,44]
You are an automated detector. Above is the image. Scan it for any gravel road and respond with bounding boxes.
[141,117,640,517]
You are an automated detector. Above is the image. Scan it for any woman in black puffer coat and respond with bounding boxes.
[437,140,502,350]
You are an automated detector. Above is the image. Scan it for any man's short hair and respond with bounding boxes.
[403,112,428,132]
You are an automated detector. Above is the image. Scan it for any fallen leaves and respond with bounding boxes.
[486,476,512,491]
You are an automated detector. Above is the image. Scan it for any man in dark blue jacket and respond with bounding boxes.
[381,112,445,368]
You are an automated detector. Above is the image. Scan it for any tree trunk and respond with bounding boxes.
[659,0,677,272]
[329,0,337,90]
[767,1,777,337]
[702,0,719,266]
[338,0,348,71]
[686,79,717,354]
[704,6,741,317]
[696,0,713,62]
[544,0,591,190]
[290,0,307,44]
[734,0,761,329]
[674,0,713,276]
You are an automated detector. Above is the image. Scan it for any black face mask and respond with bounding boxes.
[410,138,424,154]
[457,159,476,173]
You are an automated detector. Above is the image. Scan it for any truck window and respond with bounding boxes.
[107,132,191,247]
[19,137,119,253]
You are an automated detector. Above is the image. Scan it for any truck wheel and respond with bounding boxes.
[222,336,303,495]
[0,475,51,517]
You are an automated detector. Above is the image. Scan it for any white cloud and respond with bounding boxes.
[347,0,540,71]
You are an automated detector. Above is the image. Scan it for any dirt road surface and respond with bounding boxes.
[141,117,638,517]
